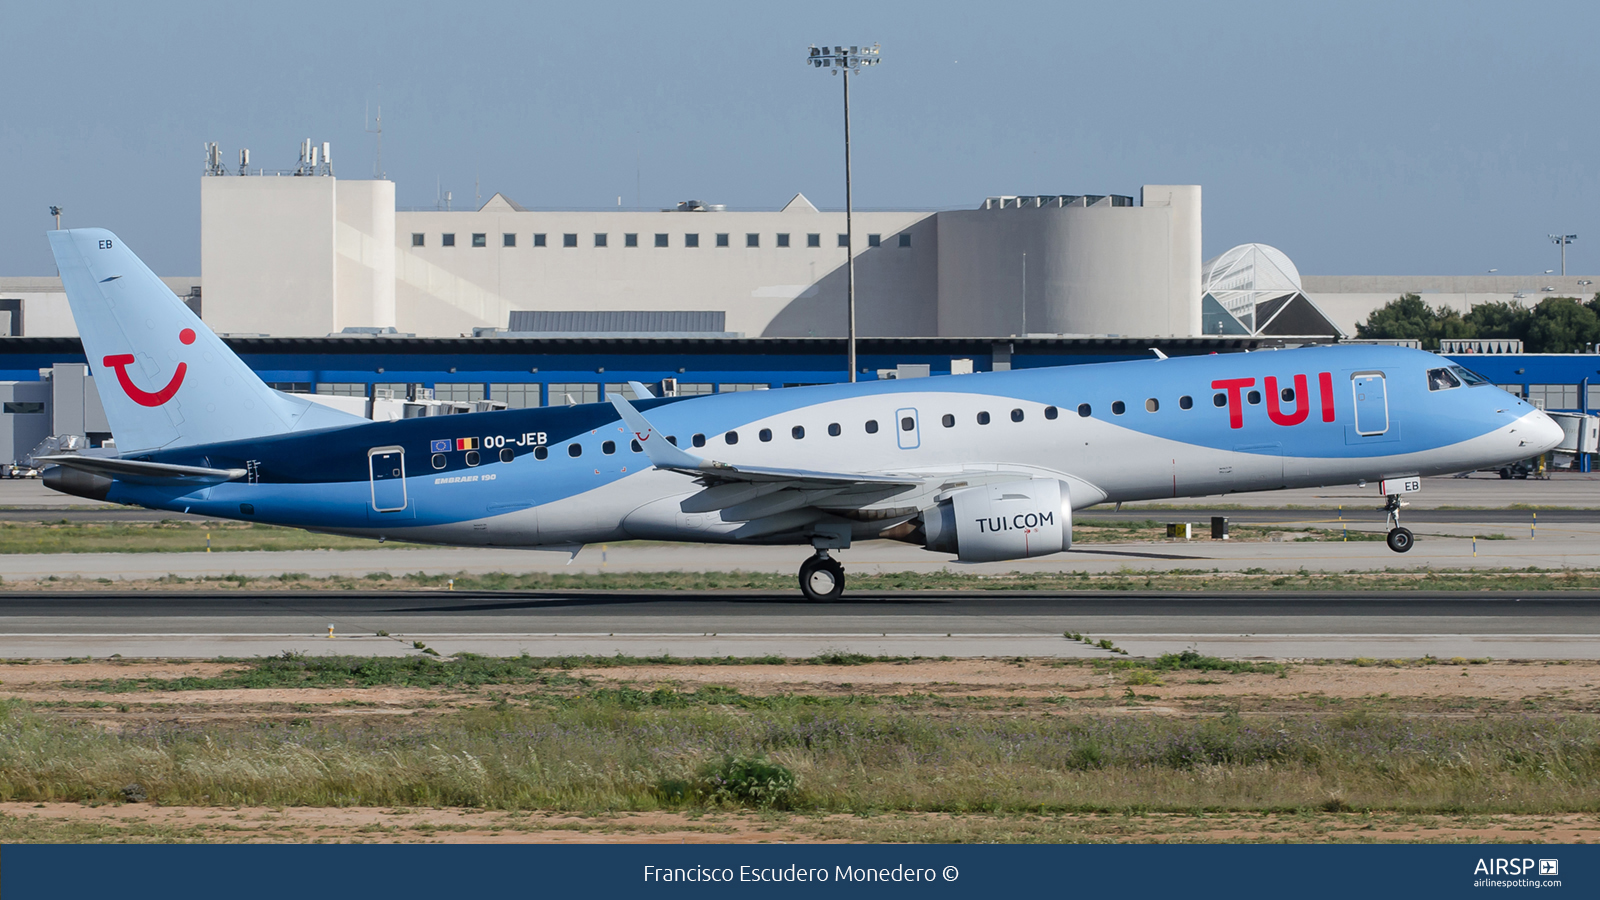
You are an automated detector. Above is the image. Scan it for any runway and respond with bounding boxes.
[3,590,1597,660]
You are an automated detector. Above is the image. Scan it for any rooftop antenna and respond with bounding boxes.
[320,141,334,177]
[365,88,385,179]
[475,168,481,208]
[204,142,226,176]
[238,148,250,176]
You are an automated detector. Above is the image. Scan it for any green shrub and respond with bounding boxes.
[700,755,798,809]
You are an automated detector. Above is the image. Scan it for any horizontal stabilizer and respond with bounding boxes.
[35,454,248,484]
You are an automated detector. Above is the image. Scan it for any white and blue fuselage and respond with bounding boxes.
[39,228,1565,599]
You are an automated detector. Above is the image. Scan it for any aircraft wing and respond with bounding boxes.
[608,393,923,490]
[35,454,248,484]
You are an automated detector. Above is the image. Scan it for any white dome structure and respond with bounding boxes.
[1201,243,1340,337]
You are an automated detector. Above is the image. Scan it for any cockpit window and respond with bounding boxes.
[1427,367,1462,391]
[1449,365,1489,386]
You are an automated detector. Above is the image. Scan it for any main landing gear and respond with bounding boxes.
[1383,493,1413,553]
[798,549,845,602]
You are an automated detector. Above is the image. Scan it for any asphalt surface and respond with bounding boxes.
[4,590,1596,660]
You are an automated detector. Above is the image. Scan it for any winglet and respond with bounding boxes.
[626,380,656,399]
[608,393,706,470]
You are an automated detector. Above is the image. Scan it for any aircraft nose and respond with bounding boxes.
[1525,409,1566,454]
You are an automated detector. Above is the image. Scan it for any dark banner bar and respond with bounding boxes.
[2,844,1592,898]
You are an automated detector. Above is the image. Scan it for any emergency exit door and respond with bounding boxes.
[896,408,921,449]
[368,446,408,512]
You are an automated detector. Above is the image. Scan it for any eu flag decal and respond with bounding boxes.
[430,439,450,453]
[456,437,480,451]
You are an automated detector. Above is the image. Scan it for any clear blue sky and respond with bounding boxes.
[4,0,1598,278]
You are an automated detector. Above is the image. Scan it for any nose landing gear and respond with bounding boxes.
[1383,493,1413,553]
[798,550,846,602]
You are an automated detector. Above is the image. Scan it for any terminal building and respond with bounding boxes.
[0,140,1597,465]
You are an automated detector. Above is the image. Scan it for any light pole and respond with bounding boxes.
[49,207,61,230]
[1550,234,1577,276]
[807,43,881,382]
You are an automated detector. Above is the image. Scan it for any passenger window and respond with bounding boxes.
[431,453,446,470]
[631,440,642,453]
[1077,403,1091,417]
[865,420,879,434]
[759,428,773,442]
[1010,408,1024,422]
[977,411,991,425]
[1281,386,1296,402]
[726,431,739,445]
[942,414,955,427]
[499,448,514,464]
[667,436,678,446]
[1427,367,1462,391]
[901,416,914,431]
[792,425,805,439]
[1112,401,1126,415]
[1179,395,1193,410]
[1213,393,1227,407]
[692,433,706,447]
[567,443,582,457]
[1145,398,1159,412]
[602,440,616,454]
[1044,406,1057,419]
[1246,390,1261,405]
[828,423,841,436]
[534,446,548,460]
[465,450,480,467]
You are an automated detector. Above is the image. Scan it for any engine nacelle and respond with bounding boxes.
[921,478,1072,562]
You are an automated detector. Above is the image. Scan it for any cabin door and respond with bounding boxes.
[368,446,408,512]
[1351,372,1389,436]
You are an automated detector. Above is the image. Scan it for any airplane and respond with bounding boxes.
[38,228,1565,600]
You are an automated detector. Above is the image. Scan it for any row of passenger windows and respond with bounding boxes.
[430,392,1309,472]
[411,232,913,249]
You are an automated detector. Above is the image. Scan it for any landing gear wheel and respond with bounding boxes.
[1386,527,1414,553]
[798,555,846,602]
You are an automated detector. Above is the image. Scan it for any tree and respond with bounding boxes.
[1523,297,1600,353]
[1462,300,1530,343]
[1356,294,1441,346]
[1355,293,1471,350]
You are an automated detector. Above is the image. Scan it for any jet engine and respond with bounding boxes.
[918,478,1072,562]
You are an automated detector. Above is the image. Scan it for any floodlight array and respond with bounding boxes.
[806,44,882,74]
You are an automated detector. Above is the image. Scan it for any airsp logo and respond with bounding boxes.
[1473,858,1549,876]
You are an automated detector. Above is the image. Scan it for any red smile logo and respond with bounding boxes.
[103,328,195,408]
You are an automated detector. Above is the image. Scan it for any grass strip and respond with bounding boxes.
[0,696,1596,816]
[0,521,421,554]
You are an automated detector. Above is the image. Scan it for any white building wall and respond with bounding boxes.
[935,186,1201,337]
[392,200,936,337]
[202,176,337,335]
[335,179,396,330]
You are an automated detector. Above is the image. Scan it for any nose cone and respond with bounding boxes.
[1524,409,1566,455]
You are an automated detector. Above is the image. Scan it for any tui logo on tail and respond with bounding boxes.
[102,328,194,407]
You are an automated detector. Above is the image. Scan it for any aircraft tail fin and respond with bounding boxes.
[47,228,366,453]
